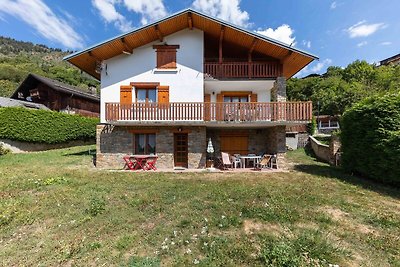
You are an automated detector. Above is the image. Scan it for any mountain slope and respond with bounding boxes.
[0,36,99,97]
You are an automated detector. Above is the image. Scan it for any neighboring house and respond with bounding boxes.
[11,73,100,117]
[64,8,317,169]
[380,53,400,66]
[316,115,340,134]
[0,96,49,110]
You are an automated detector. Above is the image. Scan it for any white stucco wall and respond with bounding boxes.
[204,80,273,102]
[100,29,204,123]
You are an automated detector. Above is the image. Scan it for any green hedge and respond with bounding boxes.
[0,107,99,144]
[341,92,400,186]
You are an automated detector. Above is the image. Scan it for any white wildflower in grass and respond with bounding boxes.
[203,242,208,246]
[239,212,242,217]
[173,230,178,237]
[219,224,223,227]
[201,226,208,234]
[204,218,208,223]
[186,248,192,254]
[264,202,269,207]
[193,259,200,264]
[161,245,168,250]
[171,241,175,245]
[221,215,226,219]
[185,240,190,244]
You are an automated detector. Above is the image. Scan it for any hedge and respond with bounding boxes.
[341,92,400,186]
[0,107,99,144]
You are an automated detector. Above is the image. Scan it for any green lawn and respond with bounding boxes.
[0,146,399,266]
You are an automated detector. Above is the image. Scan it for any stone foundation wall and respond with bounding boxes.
[206,126,287,156]
[96,124,206,169]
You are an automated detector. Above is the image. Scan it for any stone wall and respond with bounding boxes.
[206,126,286,156]
[0,138,95,153]
[271,77,287,102]
[309,135,330,163]
[96,124,206,169]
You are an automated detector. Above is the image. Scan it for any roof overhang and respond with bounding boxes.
[64,8,318,80]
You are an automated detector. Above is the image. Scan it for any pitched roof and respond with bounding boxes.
[380,53,400,66]
[0,96,49,109]
[64,8,318,79]
[11,73,100,102]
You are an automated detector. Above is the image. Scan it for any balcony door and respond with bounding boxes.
[174,133,188,168]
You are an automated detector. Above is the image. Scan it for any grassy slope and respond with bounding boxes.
[0,147,399,266]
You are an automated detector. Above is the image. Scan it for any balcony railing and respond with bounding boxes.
[105,102,312,123]
[204,62,281,79]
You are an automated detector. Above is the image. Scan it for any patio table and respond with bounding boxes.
[239,155,262,168]
[123,155,158,171]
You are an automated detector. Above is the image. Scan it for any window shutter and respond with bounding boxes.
[120,85,132,105]
[250,93,258,102]
[153,45,180,69]
[157,86,169,104]
[216,93,223,121]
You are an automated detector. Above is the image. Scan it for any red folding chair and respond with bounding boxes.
[144,156,157,171]
[123,156,136,170]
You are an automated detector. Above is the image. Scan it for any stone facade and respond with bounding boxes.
[206,126,287,156]
[271,77,287,102]
[96,124,206,169]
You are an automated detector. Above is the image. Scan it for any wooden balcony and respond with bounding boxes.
[105,102,312,124]
[204,62,282,79]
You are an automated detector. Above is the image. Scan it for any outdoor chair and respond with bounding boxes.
[221,152,233,170]
[145,156,157,171]
[254,155,272,170]
[270,154,278,169]
[231,155,241,168]
[247,153,257,167]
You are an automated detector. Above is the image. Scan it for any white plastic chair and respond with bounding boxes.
[231,155,241,168]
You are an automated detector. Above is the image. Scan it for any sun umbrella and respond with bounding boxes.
[207,138,214,154]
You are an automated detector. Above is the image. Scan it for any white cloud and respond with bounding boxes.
[192,0,250,27]
[330,1,337,9]
[380,41,392,46]
[302,40,311,49]
[0,0,83,49]
[347,20,387,38]
[357,41,368,47]
[256,24,296,46]
[123,0,167,25]
[295,58,333,77]
[92,0,132,32]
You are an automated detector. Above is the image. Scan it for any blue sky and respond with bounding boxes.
[0,0,398,77]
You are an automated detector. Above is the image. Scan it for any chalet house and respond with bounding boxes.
[380,53,400,66]
[11,73,100,117]
[64,9,317,169]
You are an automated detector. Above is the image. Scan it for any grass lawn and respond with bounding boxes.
[0,146,399,266]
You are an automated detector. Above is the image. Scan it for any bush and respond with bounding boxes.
[307,116,317,135]
[0,143,11,155]
[0,107,99,144]
[341,92,400,186]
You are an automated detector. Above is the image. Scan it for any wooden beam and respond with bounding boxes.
[88,51,101,62]
[248,38,258,62]
[154,25,163,41]
[188,12,193,30]
[219,26,225,63]
[120,38,133,54]
[280,51,293,65]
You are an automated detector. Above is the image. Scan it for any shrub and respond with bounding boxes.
[341,92,400,186]
[0,143,11,155]
[307,116,317,135]
[0,107,99,144]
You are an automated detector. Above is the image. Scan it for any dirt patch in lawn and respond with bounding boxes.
[321,206,375,235]
[243,219,283,236]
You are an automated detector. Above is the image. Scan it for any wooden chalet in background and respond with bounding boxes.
[11,73,100,117]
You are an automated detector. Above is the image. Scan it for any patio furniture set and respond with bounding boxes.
[216,152,278,170]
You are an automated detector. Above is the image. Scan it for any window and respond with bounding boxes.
[223,96,248,103]
[136,88,156,103]
[135,134,156,155]
[153,45,180,69]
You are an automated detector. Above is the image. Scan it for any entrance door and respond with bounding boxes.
[174,133,188,168]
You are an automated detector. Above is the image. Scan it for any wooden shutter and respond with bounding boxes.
[204,94,211,121]
[120,85,132,105]
[250,93,258,102]
[153,45,180,69]
[158,86,169,104]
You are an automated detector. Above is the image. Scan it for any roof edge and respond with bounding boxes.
[63,8,318,62]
